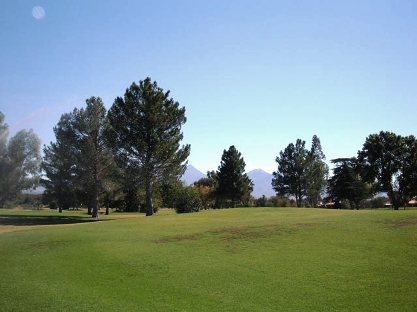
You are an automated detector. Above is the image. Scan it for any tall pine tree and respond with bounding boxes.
[42,97,114,216]
[107,78,190,216]
[215,145,253,207]
[305,135,329,207]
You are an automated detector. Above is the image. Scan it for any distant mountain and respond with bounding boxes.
[247,169,275,198]
[182,165,275,198]
[181,165,206,185]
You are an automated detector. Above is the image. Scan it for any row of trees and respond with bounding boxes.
[1,78,416,212]
[271,132,417,210]
[42,78,190,216]
[38,78,259,214]
[0,78,255,214]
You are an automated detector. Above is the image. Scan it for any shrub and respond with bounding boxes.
[370,196,388,208]
[174,186,201,213]
[255,195,267,207]
[268,196,293,207]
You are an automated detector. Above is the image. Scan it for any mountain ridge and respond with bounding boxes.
[182,165,275,198]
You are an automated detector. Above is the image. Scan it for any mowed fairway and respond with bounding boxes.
[0,208,416,311]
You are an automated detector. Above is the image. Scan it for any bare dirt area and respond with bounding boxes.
[381,217,417,227]
[156,224,299,244]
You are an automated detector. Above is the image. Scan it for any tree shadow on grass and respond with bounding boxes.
[0,215,112,227]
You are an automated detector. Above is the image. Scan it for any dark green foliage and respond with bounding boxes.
[306,135,329,207]
[158,180,185,208]
[357,131,417,210]
[370,196,388,208]
[42,97,114,217]
[255,195,267,207]
[272,139,309,207]
[274,196,293,207]
[174,186,201,213]
[49,202,57,209]
[123,188,141,212]
[327,157,370,209]
[75,97,115,217]
[19,193,42,207]
[272,136,328,207]
[214,145,253,208]
[157,179,201,212]
[42,113,78,211]
[107,78,190,216]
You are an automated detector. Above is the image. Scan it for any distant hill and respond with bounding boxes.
[182,165,275,198]
[181,165,206,185]
[247,169,275,198]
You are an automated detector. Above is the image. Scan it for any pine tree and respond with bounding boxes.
[107,78,190,216]
[272,136,328,207]
[305,135,329,207]
[42,97,114,216]
[215,145,253,207]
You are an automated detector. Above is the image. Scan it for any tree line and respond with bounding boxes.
[1,78,416,213]
[270,132,417,210]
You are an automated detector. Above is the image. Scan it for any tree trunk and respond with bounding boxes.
[92,166,99,218]
[389,190,401,210]
[92,193,99,218]
[146,179,154,216]
[296,193,302,207]
[91,190,99,218]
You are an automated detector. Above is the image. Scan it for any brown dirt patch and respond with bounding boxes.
[294,222,319,227]
[156,224,298,244]
[381,217,417,227]
[156,233,201,243]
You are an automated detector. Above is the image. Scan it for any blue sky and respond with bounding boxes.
[1,1,416,174]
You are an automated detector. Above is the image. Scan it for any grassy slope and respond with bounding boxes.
[0,208,416,311]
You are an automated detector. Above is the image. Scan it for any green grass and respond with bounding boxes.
[1,207,416,311]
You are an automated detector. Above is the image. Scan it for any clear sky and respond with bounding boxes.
[1,1,416,174]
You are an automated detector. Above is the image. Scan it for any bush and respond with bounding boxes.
[158,180,184,208]
[255,195,267,207]
[268,196,293,207]
[174,186,202,213]
[370,196,388,208]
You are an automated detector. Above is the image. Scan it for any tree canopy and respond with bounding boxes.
[272,136,328,207]
[327,157,369,209]
[107,78,190,216]
[0,112,41,207]
[357,131,417,210]
[214,145,253,207]
[305,135,329,207]
[42,97,115,215]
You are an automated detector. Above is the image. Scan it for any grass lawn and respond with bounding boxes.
[0,207,416,311]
